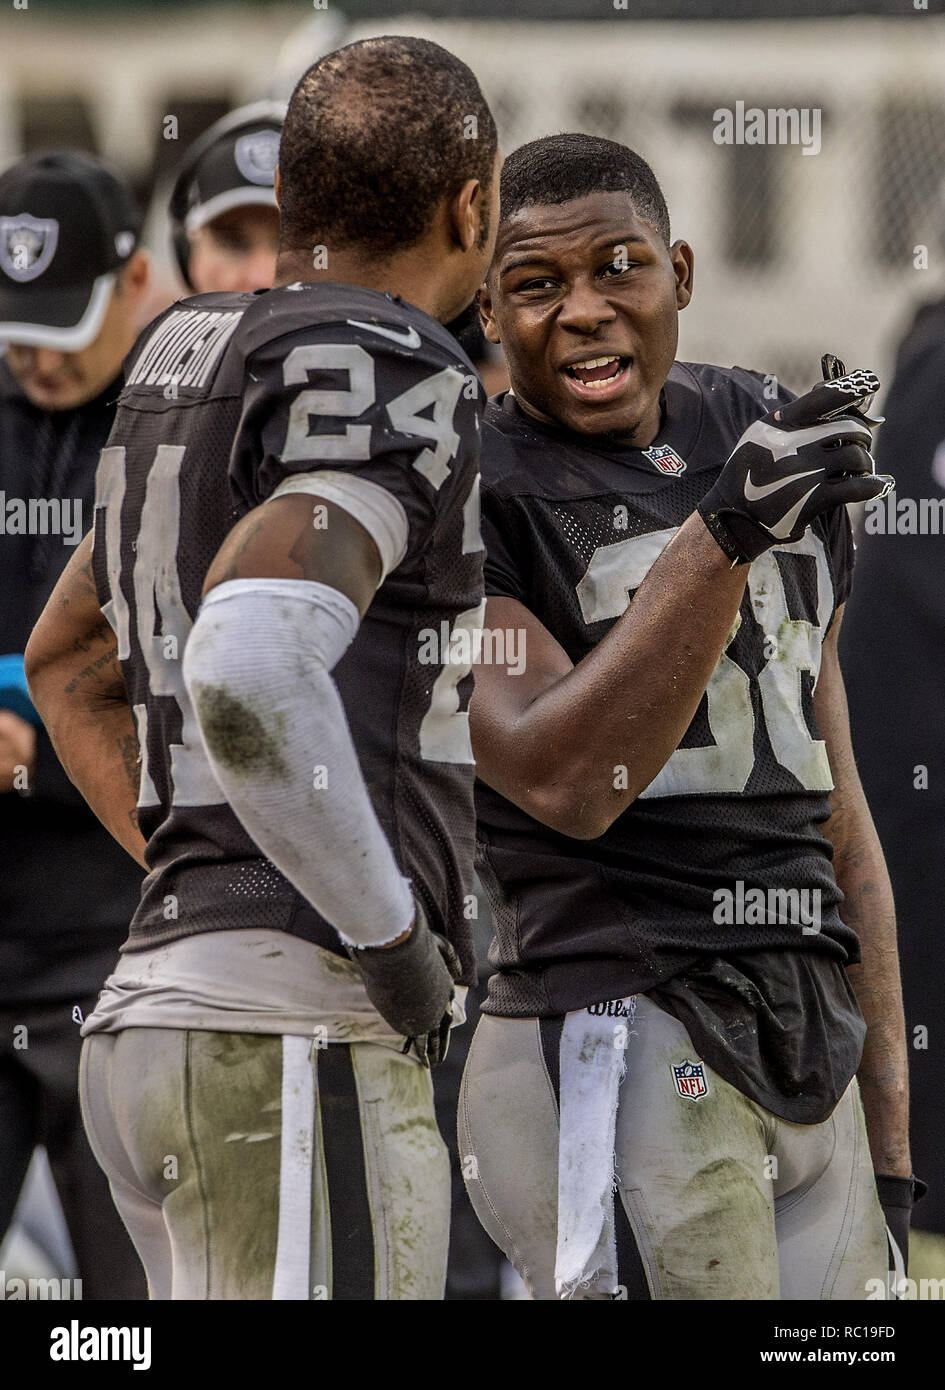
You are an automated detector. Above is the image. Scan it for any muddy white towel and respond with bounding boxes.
[554,998,635,1298]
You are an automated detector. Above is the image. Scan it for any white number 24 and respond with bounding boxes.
[280,344,464,492]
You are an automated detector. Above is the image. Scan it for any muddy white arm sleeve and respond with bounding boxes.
[182,577,414,948]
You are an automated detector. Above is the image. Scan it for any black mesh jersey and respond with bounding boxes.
[476,363,857,1021]
[91,284,485,984]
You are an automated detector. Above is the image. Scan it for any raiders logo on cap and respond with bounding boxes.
[234,130,279,186]
[0,214,59,283]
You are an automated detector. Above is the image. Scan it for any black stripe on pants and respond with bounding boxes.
[317,1045,376,1300]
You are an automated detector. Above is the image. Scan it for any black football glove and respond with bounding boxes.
[698,365,893,564]
[876,1173,927,1297]
[348,897,461,1069]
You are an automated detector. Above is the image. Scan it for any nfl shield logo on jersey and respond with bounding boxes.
[0,214,59,282]
[642,443,687,476]
[672,1059,708,1100]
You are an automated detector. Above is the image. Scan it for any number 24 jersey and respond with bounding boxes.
[92,284,484,983]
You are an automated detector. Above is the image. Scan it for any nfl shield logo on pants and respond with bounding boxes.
[672,1058,708,1100]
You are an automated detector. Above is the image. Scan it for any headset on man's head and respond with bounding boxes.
[168,101,286,290]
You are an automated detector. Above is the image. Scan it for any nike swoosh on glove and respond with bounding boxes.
[348,897,461,1068]
[697,369,894,564]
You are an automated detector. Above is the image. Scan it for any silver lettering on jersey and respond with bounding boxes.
[133,445,225,806]
[134,447,190,699]
[388,367,464,491]
[94,446,131,660]
[577,526,753,794]
[419,600,485,764]
[126,309,242,391]
[461,472,484,554]
[576,527,834,796]
[748,533,832,790]
[132,701,160,808]
[279,347,464,488]
[576,525,676,626]
[281,343,374,462]
[644,610,753,797]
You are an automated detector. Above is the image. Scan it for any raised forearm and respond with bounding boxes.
[491,513,746,837]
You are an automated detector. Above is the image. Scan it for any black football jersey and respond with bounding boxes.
[476,363,857,1018]
[91,283,485,983]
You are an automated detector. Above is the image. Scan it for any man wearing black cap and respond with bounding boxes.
[169,103,283,296]
[0,149,149,1299]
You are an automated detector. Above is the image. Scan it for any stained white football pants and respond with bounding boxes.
[459,992,887,1299]
[80,1028,450,1300]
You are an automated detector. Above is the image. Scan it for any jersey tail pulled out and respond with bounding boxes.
[476,365,857,1017]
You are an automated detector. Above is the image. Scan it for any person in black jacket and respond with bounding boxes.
[0,150,149,1298]
[841,297,945,1247]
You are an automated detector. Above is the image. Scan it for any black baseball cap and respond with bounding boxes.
[0,149,141,352]
[176,103,284,235]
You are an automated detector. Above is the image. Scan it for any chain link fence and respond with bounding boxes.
[0,10,943,389]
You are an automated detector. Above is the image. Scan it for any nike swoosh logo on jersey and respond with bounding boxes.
[744,467,821,502]
[347,320,422,349]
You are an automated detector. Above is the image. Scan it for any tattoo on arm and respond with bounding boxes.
[824,736,882,932]
[117,730,141,830]
[63,636,125,701]
[117,730,140,794]
[217,515,267,584]
[57,553,99,608]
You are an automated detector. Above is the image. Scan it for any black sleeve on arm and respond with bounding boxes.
[481,484,530,603]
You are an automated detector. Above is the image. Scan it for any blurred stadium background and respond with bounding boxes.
[0,0,943,395]
[1,0,943,1293]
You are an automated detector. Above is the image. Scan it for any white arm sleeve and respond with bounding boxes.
[182,577,414,948]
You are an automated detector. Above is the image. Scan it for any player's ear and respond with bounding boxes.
[671,240,694,310]
[479,278,501,344]
[273,165,282,209]
[120,249,151,308]
[449,178,481,255]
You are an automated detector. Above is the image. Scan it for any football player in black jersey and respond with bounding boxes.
[459,134,914,1299]
[26,37,498,1300]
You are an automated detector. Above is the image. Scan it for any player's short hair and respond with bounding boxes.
[498,133,671,246]
[278,36,497,259]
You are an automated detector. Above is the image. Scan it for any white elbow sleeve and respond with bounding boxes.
[182,578,414,947]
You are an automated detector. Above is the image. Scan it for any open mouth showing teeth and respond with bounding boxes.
[565,355,630,388]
